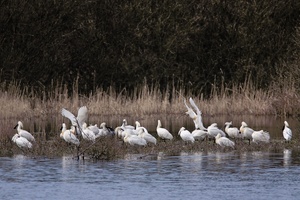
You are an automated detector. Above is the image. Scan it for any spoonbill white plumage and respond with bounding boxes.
[207,123,226,139]
[60,123,80,146]
[137,127,157,145]
[240,121,254,144]
[61,106,88,135]
[215,133,235,149]
[12,133,33,149]
[156,120,173,140]
[224,121,241,139]
[184,98,206,130]
[283,121,292,142]
[192,129,207,141]
[81,123,96,142]
[178,127,195,143]
[252,130,270,143]
[124,130,147,146]
[188,97,206,130]
[14,121,35,143]
[88,124,100,136]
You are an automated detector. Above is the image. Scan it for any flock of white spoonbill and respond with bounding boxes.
[12,98,293,150]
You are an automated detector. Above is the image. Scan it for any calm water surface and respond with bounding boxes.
[1,150,300,200]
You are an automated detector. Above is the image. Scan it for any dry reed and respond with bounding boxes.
[0,78,299,120]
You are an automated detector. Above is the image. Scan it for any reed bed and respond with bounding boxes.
[0,79,299,119]
[1,80,300,159]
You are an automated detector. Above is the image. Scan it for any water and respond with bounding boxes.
[1,116,300,199]
[1,150,300,200]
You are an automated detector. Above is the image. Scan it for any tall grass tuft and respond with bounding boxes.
[0,76,299,120]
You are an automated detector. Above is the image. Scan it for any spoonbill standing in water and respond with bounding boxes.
[14,121,35,143]
[283,121,292,142]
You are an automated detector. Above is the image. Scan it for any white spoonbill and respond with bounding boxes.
[60,123,80,146]
[14,121,35,143]
[224,121,241,139]
[240,121,254,144]
[81,123,96,142]
[156,120,173,141]
[215,133,235,149]
[283,121,292,142]
[137,127,157,145]
[12,133,32,149]
[124,130,147,146]
[188,97,206,130]
[192,129,207,141]
[207,123,226,139]
[184,97,206,130]
[178,127,195,143]
[61,106,88,135]
[252,130,270,144]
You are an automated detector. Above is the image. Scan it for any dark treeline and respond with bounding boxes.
[1,0,300,98]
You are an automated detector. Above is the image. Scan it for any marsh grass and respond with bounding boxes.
[1,79,300,159]
[1,78,299,120]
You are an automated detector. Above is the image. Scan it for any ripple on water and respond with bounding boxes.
[1,150,300,200]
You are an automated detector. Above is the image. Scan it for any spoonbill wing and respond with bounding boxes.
[61,108,77,126]
[189,97,206,130]
[77,106,88,126]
